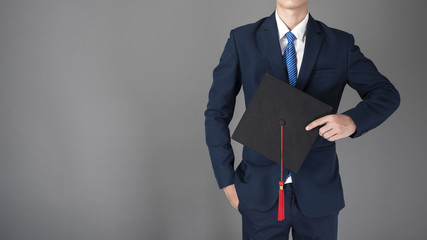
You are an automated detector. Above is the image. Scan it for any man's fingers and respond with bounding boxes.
[319,125,333,137]
[322,129,338,140]
[223,185,239,209]
[231,197,239,209]
[327,134,340,142]
[306,115,330,131]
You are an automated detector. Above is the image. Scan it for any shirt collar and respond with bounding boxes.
[275,9,309,42]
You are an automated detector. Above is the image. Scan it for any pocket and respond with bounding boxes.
[308,145,337,163]
[312,142,336,152]
[311,68,336,74]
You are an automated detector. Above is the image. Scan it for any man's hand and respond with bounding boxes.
[223,184,239,210]
[305,114,356,142]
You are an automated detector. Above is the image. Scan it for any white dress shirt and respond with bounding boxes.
[275,10,309,78]
[275,10,309,183]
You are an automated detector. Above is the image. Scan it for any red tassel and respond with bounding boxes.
[277,122,285,221]
[278,180,285,221]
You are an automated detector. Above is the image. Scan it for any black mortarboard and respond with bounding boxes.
[232,73,333,173]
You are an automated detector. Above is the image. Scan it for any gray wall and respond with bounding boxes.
[0,0,426,239]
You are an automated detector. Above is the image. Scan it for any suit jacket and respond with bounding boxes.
[204,12,400,218]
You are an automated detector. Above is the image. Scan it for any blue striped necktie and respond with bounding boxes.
[283,31,297,87]
[283,31,297,181]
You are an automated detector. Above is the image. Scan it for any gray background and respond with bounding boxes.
[0,0,426,239]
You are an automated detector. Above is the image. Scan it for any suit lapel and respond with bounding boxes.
[296,14,324,91]
[260,12,288,82]
[260,12,324,91]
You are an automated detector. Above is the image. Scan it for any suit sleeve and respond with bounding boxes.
[342,34,400,138]
[204,30,242,189]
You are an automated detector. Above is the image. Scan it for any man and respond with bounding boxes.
[204,0,400,239]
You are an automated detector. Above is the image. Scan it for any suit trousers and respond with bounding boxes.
[237,183,338,240]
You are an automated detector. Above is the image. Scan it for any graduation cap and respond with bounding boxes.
[231,72,333,220]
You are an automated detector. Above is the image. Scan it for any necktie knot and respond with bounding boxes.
[285,31,296,44]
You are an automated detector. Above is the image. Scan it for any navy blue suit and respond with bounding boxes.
[205,12,400,219]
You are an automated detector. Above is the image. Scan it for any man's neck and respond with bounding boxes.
[276,6,308,31]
